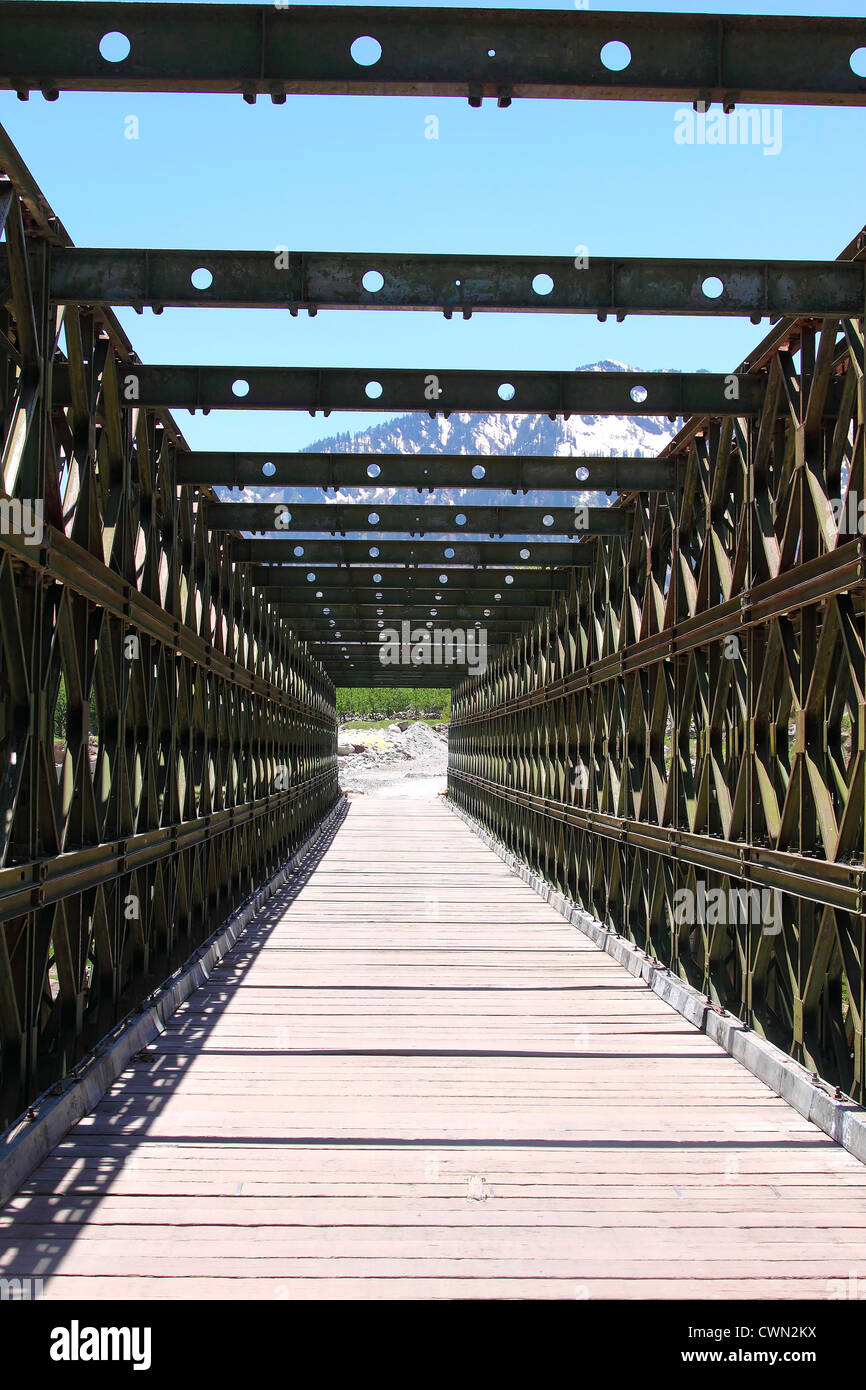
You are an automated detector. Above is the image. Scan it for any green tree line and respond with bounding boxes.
[335,688,451,722]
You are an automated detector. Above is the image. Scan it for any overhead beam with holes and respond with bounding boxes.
[281,605,537,624]
[294,617,525,635]
[278,599,554,617]
[51,365,766,415]
[177,452,674,491]
[330,672,469,687]
[4,5,866,106]
[205,502,627,537]
[233,539,596,566]
[310,641,509,657]
[275,591,556,611]
[42,248,866,318]
[250,565,569,593]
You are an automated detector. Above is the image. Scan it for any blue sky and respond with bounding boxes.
[2,0,865,450]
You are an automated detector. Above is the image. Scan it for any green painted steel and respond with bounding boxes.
[450,308,866,1102]
[0,162,339,1126]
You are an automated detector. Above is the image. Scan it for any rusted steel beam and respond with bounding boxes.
[204,501,628,537]
[50,362,767,416]
[234,539,596,566]
[177,452,674,492]
[44,248,866,318]
[3,4,865,107]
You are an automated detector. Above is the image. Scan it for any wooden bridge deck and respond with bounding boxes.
[3,794,866,1300]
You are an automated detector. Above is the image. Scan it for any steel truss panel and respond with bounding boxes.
[45,248,866,318]
[3,5,866,106]
[178,452,674,491]
[449,310,866,1103]
[0,174,339,1125]
[50,364,767,416]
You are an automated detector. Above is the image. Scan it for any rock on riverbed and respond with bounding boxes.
[337,721,448,796]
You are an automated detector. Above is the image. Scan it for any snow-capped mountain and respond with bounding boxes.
[221,362,680,518]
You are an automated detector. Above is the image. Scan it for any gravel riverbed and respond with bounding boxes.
[337,721,448,798]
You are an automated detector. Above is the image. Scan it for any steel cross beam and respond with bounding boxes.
[42,248,866,319]
[52,364,767,416]
[205,501,627,537]
[278,602,549,620]
[234,539,596,566]
[335,673,469,686]
[178,452,674,491]
[314,641,507,656]
[276,595,555,615]
[249,566,569,597]
[3,5,866,107]
[296,619,523,636]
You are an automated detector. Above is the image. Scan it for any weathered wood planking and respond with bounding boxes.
[3,795,866,1300]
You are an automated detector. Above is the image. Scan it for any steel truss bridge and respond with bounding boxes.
[1,1,866,1301]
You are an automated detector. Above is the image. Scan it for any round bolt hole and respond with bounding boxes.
[191,267,213,291]
[471,464,486,480]
[351,36,382,66]
[366,463,381,478]
[630,383,648,404]
[365,380,383,399]
[576,466,590,481]
[362,269,384,293]
[701,275,724,299]
[369,546,379,557]
[520,547,531,559]
[262,461,276,477]
[293,545,304,557]
[368,512,379,525]
[600,40,631,71]
[532,273,554,296]
[231,379,250,398]
[851,47,866,76]
[455,513,467,526]
[498,382,516,402]
[99,31,131,62]
[306,572,316,582]
[542,514,554,527]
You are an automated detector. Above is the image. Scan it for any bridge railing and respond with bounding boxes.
[0,167,338,1125]
[450,270,866,1102]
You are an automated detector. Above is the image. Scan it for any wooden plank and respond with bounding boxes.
[2,794,866,1299]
